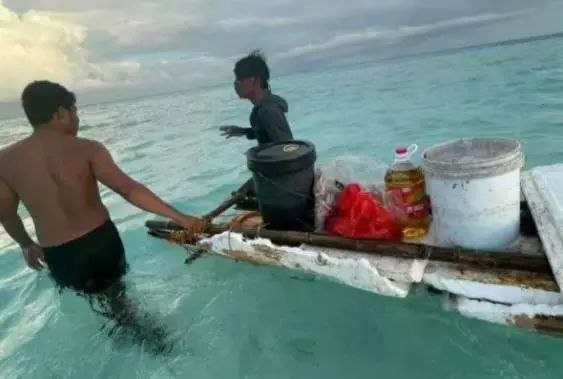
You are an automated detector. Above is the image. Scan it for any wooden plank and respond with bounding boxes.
[522,167,563,293]
[145,220,552,274]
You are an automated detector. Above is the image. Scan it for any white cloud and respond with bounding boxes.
[216,17,297,30]
[0,1,90,101]
[41,1,207,48]
[0,1,166,101]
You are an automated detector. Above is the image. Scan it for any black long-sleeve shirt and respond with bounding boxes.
[244,93,293,145]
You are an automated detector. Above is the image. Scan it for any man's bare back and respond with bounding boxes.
[0,132,111,247]
[0,80,204,275]
[0,81,208,354]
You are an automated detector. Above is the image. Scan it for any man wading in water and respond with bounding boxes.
[0,81,205,353]
[219,51,294,197]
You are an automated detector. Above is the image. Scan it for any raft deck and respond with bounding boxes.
[146,163,563,335]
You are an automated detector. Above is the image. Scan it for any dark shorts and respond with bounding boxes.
[43,220,128,294]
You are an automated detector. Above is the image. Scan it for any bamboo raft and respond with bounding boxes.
[146,165,563,336]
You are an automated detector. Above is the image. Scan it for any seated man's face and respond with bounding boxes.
[234,76,257,99]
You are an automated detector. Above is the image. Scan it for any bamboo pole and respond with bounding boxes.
[202,193,245,220]
[145,220,552,274]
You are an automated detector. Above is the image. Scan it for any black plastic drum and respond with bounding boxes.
[246,140,316,231]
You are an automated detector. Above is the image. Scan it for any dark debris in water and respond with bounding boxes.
[184,248,207,265]
[289,275,317,283]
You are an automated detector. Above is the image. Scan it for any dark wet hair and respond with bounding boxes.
[21,80,76,127]
[234,50,270,90]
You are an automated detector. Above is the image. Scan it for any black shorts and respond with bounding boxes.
[43,220,128,294]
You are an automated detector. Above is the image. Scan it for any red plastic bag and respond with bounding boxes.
[325,183,402,241]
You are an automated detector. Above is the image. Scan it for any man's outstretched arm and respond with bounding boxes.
[89,141,204,231]
[0,178,44,270]
[219,125,255,139]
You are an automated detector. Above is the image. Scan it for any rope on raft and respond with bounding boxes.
[163,192,254,248]
[167,230,201,246]
[162,211,264,264]
[162,218,211,264]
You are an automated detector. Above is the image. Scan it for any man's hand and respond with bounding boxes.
[175,215,208,234]
[22,243,45,271]
[219,126,247,139]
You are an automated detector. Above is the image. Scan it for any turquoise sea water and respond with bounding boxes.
[2,36,563,378]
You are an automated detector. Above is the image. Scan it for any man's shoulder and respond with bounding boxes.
[73,137,105,152]
[0,139,26,166]
[76,139,116,166]
[73,136,97,144]
[256,102,282,117]
[0,145,10,161]
[64,138,108,164]
[0,143,20,180]
[256,101,290,126]
[0,149,7,172]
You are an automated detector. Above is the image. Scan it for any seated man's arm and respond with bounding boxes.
[0,178,43,270]
[89,141,204,230]
[243,127,256,139]
[220,125,255,139]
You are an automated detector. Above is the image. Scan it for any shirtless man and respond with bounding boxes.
[0,80,204,294]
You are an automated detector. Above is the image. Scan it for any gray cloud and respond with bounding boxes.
[2,0,562,102]
[274,11,532,60]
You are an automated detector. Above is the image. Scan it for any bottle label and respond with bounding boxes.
[386,180,429,221]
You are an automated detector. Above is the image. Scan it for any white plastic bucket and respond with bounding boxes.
[422,138,524,251]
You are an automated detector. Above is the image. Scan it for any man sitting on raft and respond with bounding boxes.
[219,50,294,197]
[220,50,293,145]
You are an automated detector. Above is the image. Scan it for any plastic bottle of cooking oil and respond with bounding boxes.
[384,145,430,240]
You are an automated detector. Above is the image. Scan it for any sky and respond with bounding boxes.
[1,0,563,105]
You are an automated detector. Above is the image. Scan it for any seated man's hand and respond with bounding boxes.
[219,126,247,139]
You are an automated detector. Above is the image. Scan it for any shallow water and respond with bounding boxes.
[2,36,563,378]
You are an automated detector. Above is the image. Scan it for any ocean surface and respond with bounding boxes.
[2,36,563,378]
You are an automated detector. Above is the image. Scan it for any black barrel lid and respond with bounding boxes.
[246,140,316,175]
